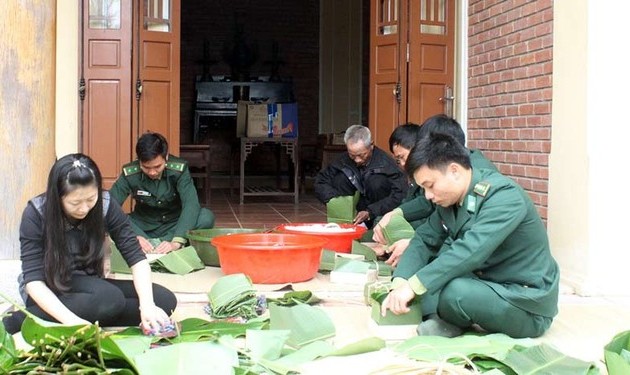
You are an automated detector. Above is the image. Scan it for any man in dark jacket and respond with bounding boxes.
[314,125,408,228]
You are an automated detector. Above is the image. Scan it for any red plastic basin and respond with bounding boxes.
[274,223,367,253]
[210,233,327,284]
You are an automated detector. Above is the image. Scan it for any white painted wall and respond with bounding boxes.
[550,0,630,296]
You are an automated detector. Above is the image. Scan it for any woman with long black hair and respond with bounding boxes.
[2,153,177,334]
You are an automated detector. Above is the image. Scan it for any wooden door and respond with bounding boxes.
[407,0,455,123]
[369,0,406,151]
[133,0,181,156]
[81,0,180,189]
[369,0,455,149]
[81,0,133,189]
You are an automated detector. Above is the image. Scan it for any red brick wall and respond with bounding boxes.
[467,0,553,221]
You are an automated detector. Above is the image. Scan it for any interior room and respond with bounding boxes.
[179,0,369,195]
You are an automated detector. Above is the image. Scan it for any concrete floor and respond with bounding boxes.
[2,189,628,373]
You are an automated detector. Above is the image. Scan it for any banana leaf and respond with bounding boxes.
[0,319,17,370]
[208,274,259,319]
[351,240,377,261]
[269,303,336,348]
[394,333,535,364]
[502,343,600,375]
[394,333,598,375]
[110,240,163,274]
[113,317,267,344]
[331,249,391,277]
[19,315,139,373]
[327,192,360,224]
[149,246,205,275]
[20,314,97,346]
[382,215,415,245]
[260,337,386,375]
[133,341,238,375]
[267,290,321,306]
[605,329,630,375]
[246,329,291,360]
[319,249,337,271]
[110,242,133,274]
[333,256,372,273]
[350,241,392,276]
[364,280,391,305]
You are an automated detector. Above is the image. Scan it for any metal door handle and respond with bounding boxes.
[393,82,402,104]
[136,79,143,100]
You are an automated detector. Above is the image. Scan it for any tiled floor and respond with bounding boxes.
[206,188,328,229]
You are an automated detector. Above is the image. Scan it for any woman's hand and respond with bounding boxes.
[139,303,171,332]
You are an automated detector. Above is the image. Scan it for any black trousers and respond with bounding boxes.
[25,275,177,327]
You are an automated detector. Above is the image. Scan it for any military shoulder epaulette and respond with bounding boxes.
[166,160,185,172]
[122,163,141,176]
[473,181,491,197]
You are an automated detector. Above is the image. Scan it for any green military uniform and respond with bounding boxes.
[397,149,498,228]
[393,167,559,338]
[109,155,215,244]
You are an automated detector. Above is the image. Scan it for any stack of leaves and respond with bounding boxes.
[110,243,205,275]
[326,192,360,224]
[394,333,600,374]
[149,246,205,275]
[382,214,415,245]
[605,329,630,374]
[207,273,259,320]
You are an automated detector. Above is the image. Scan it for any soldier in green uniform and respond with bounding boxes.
[110,132,215,253]
[373,115,498,266]
[381,132,559,338]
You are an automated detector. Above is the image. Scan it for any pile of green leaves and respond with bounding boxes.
[111,244,205,275]
[394,333,601,375]
[207,273,259,319]
[1,315,138,374]
[148,246,205,275]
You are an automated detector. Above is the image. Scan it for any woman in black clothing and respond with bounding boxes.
[2,153,177,334]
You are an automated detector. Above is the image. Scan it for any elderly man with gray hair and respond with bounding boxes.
[314,125,408,228]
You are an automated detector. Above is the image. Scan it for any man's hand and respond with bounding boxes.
[137,236,155,253]
[371,243,388,257]
[154,241,182,254]
[381,281,415,316]
[385,238,411,267]
[372,210,397,244]
[353,210,370,225]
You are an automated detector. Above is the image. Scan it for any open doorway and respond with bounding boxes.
[179,1,370,179]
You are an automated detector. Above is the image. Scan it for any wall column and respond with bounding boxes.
[0,1,56,259]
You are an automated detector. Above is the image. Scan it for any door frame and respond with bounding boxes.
[368,0,467,149]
